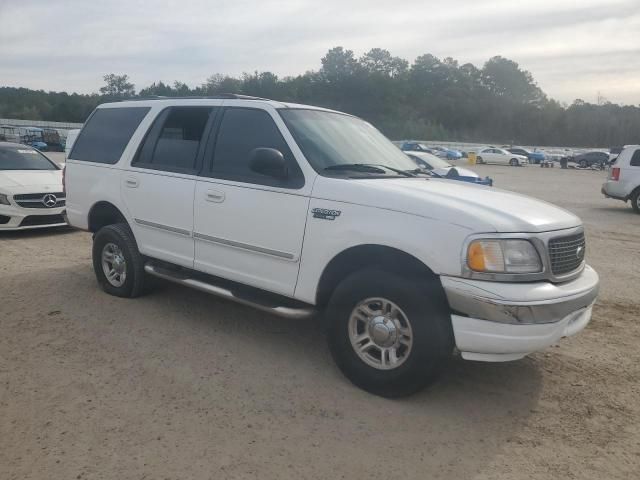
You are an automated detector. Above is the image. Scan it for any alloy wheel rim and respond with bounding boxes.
[101,242,127,287]
[348,297,413,370]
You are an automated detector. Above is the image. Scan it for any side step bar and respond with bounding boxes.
[144,263,316,320]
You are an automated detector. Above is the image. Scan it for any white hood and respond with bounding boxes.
[313,176,581,233]
[0,170,63,193]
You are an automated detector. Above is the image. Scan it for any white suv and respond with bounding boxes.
[602,145,640,213]
[65,96,599,396]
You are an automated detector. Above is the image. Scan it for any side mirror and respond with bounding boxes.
[249,148,288,179]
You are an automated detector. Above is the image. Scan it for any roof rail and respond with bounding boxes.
[118,93,272,102]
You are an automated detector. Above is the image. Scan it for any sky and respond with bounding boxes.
[1,0,639,105]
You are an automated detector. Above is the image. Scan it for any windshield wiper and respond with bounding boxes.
[324,163,387,174]
[405,168,433,177]
[324,163,415,177]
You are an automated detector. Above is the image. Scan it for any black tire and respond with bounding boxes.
[476,156,483,164]
[92,223,147,298]
[510,158,519,166]
[326,268,453,397]
[631,189,640,214]
[579,159,588,168]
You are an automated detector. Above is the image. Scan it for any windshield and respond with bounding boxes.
[0,145,58,170]
[279,109,417,175]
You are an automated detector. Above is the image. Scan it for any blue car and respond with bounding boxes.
[507,147,546,164]
[431,145,463,160]
[406,152,493,186]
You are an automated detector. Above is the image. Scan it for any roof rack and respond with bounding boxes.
[120,93,272,102]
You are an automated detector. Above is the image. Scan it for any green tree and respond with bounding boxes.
[99,74,135,98]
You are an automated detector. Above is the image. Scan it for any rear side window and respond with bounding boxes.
[631,149,640,167]
[69,107,150,164]
[133,107,213,173]
[209,108,304,188]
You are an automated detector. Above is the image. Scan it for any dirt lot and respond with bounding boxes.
[1,160,639,479]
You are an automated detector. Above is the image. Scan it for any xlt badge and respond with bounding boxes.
[312,208,341,220]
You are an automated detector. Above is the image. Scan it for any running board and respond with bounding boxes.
[144,263,316,320]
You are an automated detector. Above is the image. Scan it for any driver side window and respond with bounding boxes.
[209,108,304,189]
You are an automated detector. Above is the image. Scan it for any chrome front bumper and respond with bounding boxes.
[441,265,599,325]
[440,265,599,361]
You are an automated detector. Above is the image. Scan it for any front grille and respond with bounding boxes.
[20,214,66,227]
[548,232,586,275]
[14,192,65,209]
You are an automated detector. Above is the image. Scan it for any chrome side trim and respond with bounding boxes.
[144,264,315,320]
[193,232,296,261]
[134,218,192,237]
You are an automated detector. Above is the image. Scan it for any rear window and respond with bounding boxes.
[631,149,640,167]
[69,107,150,164]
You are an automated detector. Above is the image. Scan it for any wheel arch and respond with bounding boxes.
[88,201,129,233]
[315,244,444,308]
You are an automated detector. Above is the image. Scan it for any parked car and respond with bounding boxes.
[601,145,640,213]
[431,146,463,160]
[65,96,599,397]
[65,129,81,158]
[542,149,566,163]
[0,142,67,230]
[506,147,546,164]
[400,141,443,156]
[405,151,493,185]
[573,151,609,168]
[476,147,528,166]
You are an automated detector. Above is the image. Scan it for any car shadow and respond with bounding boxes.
[0,225,75,240]
[3,265,543,478]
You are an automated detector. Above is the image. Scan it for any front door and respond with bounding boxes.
[193,107,309,296]
[121,106,216,267]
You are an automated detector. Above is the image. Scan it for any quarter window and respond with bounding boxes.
[69,107,150,164]
[210,108,303,188]
[630,149,640,167]
[133,107,213,173]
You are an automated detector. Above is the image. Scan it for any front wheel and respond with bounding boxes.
[327,269,453,397]
[92,223,147,298]
[509,158,519,166]
[476,156,484,164]
[579,159,588,168]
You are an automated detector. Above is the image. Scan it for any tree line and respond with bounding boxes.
[1,47,638,148]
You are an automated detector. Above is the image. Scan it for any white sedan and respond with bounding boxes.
[476,147,528,166]
[0,142,67,230]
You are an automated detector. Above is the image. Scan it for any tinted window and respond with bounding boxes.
[0,145,58,170]
[133,107,213,173]
[631,149,640,167]
[211,108,303,188]
[69,107,149,164]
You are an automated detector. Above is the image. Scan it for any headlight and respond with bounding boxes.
[0,194,10,206]
[467,239,542,274]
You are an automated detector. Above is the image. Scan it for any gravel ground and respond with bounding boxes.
[1,158,639,479]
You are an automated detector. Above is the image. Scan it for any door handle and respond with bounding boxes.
[205,190,225,203]
[124,177,139,188]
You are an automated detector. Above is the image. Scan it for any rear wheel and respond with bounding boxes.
[327,269,453,397]
[631,189,640,214]
[92,223,147,298]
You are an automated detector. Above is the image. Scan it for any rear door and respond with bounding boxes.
[193,106,310,296]
[121,106,217,267]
